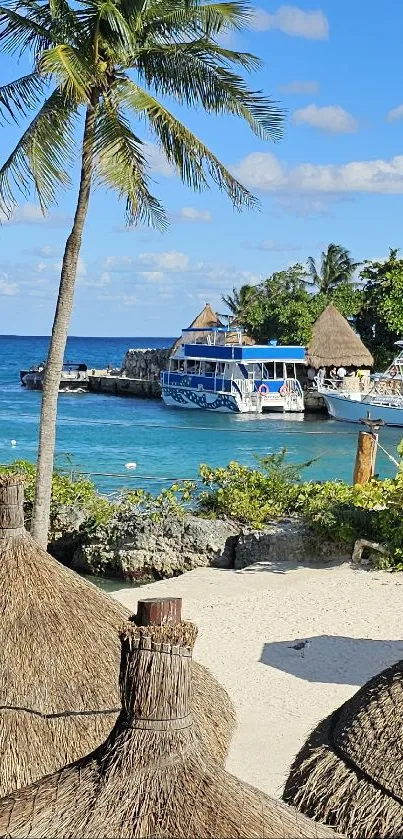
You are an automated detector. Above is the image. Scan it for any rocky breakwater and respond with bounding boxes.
[88,347,171,398]
[49,508,348,582]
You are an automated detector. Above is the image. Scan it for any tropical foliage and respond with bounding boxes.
[306,243,360,294]
[0,0,283,544]
[224,242,402,365]
[356,249,403,368]
[231,260,363,346]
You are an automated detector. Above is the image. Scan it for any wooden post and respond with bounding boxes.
[135,597,182,627]
[353,431,378,484]
[0,477,25,539]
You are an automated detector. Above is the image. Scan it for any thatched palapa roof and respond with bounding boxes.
[284,657,403,837]
[171,303,255,354]
[0,475,235,797]
[307,304,373,369]
[0,604,341,838]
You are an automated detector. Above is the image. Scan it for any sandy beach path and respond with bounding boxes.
[112,559,403,798]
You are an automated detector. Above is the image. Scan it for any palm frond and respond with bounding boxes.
[0,3,52,55]
[0,73,46,124]
[307,256,319,285]
[116,78,257,209]
[94,99,167,229]
[131,42,283,140]
[40,44,93,102]
[0,88,78,215]
[139,0,253,41]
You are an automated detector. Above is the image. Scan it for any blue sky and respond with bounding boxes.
[1,0,403,336]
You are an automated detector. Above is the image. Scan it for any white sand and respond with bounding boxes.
[112,560,403,798]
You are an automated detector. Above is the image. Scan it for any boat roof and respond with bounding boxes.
[181,343,306,363]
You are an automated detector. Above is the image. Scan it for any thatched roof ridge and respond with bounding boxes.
[0,484,235,797]
[307,304,373,368]
[284,658,403,837]
[0,619,340,838]
[171,303,255,353]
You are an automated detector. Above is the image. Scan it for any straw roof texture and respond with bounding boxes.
[283,658,403,837]
[307,304,373,368]
[0,620,342,839]
[171,303,255,353]
[0,476,235,797]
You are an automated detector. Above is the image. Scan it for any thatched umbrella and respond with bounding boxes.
[0,475,235,796]
[171,302,223,354]
[283,658,403,837]
[0,597,341,839]
[307,304,373,369]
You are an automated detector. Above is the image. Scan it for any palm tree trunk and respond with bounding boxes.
[30,103,96,547]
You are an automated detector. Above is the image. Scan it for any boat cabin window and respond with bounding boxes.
[205,361,216,376]
[285,363,296,379]
[262,362,275,379]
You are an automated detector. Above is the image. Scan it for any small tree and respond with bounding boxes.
[0,0,283,545]
[357,249,403,368]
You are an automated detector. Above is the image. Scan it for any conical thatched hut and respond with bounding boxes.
[0,476,235,797]
[307,304,373,369]
[283,658,403,837]
[171,303,255,353]
[0,601,341,839]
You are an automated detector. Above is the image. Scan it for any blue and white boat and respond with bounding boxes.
[161,325,306,413]
[319,342,403,426]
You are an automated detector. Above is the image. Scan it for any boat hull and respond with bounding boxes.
[323,392,403,426]
[162,386,249,413]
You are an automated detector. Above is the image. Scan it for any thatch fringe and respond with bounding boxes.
[0,621,340,838]
[0,481,236,796]
[283,712,403,838]
[307,304,373,368]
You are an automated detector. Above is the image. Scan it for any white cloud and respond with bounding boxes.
[143,142,173,177]
[251,5,329,39]
[247,239,302,251]
[279,80,319,95]
[293,104,357,133]
[171,207,213,224]
[138,251,190,272]
[137,271,165,283]
[22,244,60,258]
[232,151,403,195]
[387,104,403,123]
[0,275,18,296]
[0,203,69,227]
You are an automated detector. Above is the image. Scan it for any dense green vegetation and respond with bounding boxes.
[224,244,403,368]
[3,451,403,570]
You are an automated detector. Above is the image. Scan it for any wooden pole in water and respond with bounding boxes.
[353,431,378,484]
[135,597,182,626]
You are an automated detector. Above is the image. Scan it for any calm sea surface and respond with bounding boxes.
[0,334,402,493]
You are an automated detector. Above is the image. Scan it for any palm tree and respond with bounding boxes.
[307,243,360,294]
[222,283,255,315]
[0,0,283,546]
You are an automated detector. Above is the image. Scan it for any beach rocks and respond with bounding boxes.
[70,513,241,581]
[121,348,171,381]
[234,520,348,570]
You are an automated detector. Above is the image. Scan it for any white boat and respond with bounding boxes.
[318,342,403,426]
[161,325,306,414]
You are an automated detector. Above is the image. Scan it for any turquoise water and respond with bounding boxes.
[0,334,402,492]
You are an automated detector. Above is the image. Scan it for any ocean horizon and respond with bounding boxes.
[1,333,402,492]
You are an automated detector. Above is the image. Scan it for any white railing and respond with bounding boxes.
[284,378,304,412]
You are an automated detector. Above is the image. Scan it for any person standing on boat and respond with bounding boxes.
[307,366,316,388]
[337,365,347,388]
[317,367,326,384]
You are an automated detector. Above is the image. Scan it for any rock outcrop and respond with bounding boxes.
[70,513,241,581]
[234,520,349,570]
[121,348,171,381]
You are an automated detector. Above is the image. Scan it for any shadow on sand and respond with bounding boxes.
[260,634,403,686]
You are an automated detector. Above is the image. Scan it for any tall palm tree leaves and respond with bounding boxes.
[0,88,77,214]
[115,77,256,208]
[307,244,361,294]
[0,0,284,221]
[94,99,166,228]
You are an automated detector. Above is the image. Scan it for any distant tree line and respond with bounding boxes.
[222,245,403,368]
